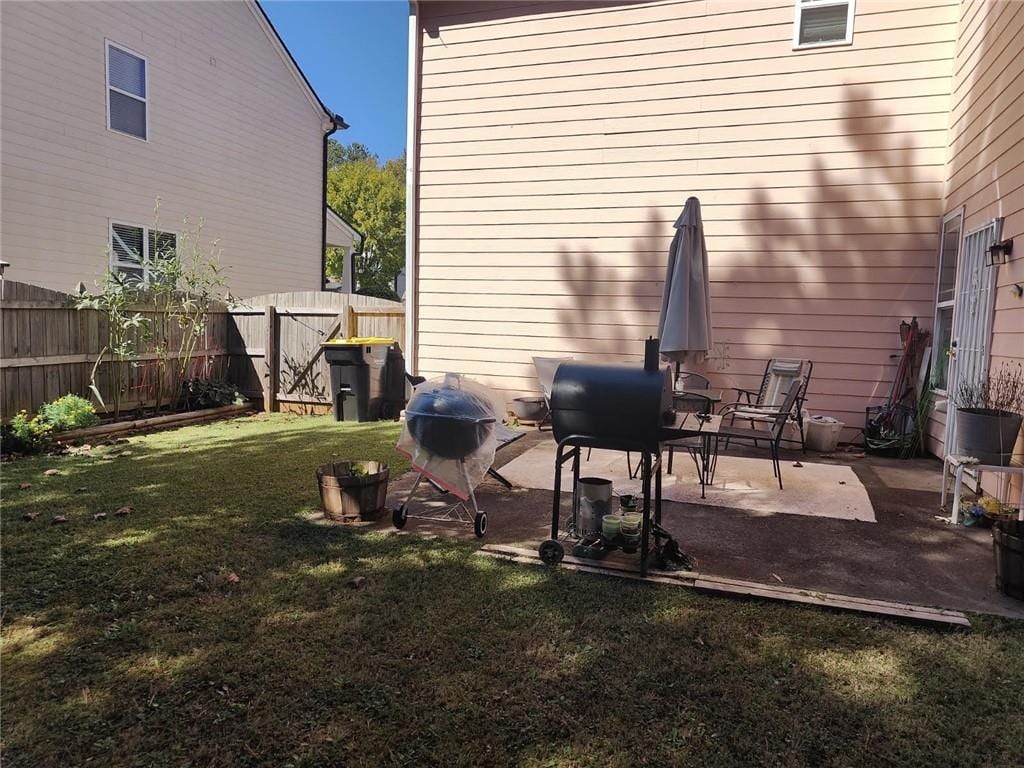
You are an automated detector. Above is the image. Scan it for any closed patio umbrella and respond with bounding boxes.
[657,196,712,365]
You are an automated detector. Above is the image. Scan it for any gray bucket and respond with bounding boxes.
[955,409,1023,466]
[576,477,612,538]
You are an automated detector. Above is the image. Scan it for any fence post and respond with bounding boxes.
[264,305,276,413]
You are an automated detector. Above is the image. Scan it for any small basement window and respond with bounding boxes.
[793,0,855,48]
[106,41,148,139]
[110,222,176,285]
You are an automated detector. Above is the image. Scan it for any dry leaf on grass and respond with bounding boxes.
[114,505,133,517]
[22,512,40,521]
[93,512,107,521]
[348,576,367,590]
[43,469,60,476]
[18,482,32,490]
[52,515,68,524]
[225,572,241,584]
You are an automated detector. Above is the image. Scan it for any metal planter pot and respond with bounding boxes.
[955,409,1023,466]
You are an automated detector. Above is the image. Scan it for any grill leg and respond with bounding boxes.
[640,452,652,578]
[460,459,480,516]
[654,453,663,526]
[551,443,565,540]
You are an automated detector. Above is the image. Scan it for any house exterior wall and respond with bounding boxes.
[412,0,961,437]
[925,0,1024,463]
[0,0,325,299]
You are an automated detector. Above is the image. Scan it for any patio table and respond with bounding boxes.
[664,413,722,499]
[673,388,723,412]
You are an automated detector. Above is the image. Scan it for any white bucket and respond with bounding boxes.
[576,477,612,538]
[805,415,844,453]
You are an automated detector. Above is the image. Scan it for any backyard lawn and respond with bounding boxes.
[3,414,1023,767]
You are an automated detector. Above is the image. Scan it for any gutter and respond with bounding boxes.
[405,0,422,372]
[322,113,349,290]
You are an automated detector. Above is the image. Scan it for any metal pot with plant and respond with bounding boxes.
[952,363,1024,467]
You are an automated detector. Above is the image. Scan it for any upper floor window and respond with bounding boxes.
[793,0,855,49]
[106,41,148,140]
[110,222,176,286]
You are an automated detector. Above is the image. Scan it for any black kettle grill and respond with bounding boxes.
[405,384,497,460]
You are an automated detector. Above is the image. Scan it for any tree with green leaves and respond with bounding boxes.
[326,144,405,300]
[327,139,376,168]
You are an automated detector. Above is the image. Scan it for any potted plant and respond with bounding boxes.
[952,363,1024,466]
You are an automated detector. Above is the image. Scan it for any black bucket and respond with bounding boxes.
[956,409,1023,466]
[993,518,1024,601]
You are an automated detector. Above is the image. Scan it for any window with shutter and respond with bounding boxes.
[110,222,176,285]
[793,0,855,48]
[106,42,148,139]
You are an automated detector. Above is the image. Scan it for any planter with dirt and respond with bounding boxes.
[316,461,390,522]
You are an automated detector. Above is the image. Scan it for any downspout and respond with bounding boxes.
[405,0,422,372]
[322,112,349,290]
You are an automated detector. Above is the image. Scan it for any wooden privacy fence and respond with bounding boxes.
[227,291,405,414]
[1,281,404,420]
[0,280,229,419]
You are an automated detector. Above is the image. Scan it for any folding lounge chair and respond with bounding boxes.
[713,379,803,490]
[719,359,812,451]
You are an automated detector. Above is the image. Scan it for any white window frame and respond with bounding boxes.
[109,220,176,286]
[105,39,149,141]
[930,207,964,396]
[793,0,856,50]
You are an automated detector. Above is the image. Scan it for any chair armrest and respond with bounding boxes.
[733,387,758,403]
[717,401,752,415]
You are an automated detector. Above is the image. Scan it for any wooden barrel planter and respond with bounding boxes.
[316,461,390,522]
[993,518,1024,601]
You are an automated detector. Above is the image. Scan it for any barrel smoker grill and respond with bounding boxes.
[539,339,688,575]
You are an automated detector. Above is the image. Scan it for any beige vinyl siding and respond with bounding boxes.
[926,0,1024,463]
[0,1,324,298]
[414,0,960,436]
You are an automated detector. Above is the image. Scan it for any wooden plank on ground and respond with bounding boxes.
[478,544,971,629]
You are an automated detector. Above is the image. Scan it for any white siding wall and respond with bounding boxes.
[413,0,960,438]
[1,0,325,298]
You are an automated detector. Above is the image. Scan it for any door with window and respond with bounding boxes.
[934,214,1003,454]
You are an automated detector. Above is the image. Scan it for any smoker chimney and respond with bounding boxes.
[644,337,660,372]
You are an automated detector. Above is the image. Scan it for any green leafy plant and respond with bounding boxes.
[2,411,53,454]
[148,214,227,412]
[180,378,243,411]
[72,272,149,419]
[38,394,100,431]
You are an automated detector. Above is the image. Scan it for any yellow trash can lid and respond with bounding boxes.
[324,336,395,345]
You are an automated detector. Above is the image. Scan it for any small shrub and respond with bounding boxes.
[2,411,53,454]
[180,378,243,410]
[38,394,100,431]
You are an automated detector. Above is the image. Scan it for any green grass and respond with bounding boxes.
[2,414,1023,767]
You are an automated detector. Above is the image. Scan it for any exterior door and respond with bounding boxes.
[943,218,1003,454]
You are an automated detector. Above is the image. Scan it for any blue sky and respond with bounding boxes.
[262,0,408,161]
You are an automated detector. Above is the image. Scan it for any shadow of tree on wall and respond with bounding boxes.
[550,82,942,427]
[553,213,666,363]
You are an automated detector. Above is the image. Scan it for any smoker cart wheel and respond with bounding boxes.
[539,539,565,565]
[392,505,408,529]
[474,512,488,538]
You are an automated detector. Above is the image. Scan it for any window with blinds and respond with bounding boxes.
[110,222,176,285]
[106,42,148,139]
[794,0,855,48]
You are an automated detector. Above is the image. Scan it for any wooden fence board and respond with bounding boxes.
[1,282,405,420]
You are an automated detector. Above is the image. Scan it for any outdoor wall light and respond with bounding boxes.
[987,238,1013,266]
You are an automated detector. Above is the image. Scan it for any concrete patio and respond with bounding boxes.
[383,430,1024,621]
